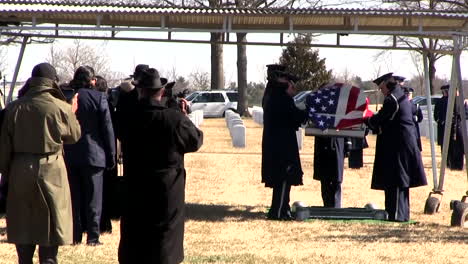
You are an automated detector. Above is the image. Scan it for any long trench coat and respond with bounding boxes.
[0,77,81,245]
[118,99,203,264]
[434,96,466,170]
[261,82,308,187]
[366,86,427,190]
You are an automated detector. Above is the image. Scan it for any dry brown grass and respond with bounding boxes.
[1,118,467,263]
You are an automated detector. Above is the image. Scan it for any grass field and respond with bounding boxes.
[0,118,467,263]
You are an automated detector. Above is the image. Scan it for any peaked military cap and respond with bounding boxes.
[266,64,287,72]
[393,75,406,82]
[440,84,449,90]
[373,72,393,85]
[402,86,414,94]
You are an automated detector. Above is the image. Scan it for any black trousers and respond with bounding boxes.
[100,166,118,233]
[16,244,58,264]
[348,149,364,169]
[320,180,342,208]
[447,137,464,170]
[68,165,104,243]
[384,187,410,222]
[269,181,291,219]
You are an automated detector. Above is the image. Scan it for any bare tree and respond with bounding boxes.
[189,68,210,90]
[380,0,468,94]
[46,39,125,87]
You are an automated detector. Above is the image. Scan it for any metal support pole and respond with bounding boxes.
[423,51,438,191]
[451,36,468,193]
[439,44,459,191]
[6,36,28,104]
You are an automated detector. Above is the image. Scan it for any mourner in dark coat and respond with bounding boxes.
[404,87,423,151]
[64,66,116,245]
[364,73,427,222]
[94,76,117,233]
[118,68,203,264]
[433,84,466,170]
[261,70,308,220]
[313,136,347,208]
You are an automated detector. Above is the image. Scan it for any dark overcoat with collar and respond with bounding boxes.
[313,136,346,183]
[118,99,203,264]
[410,102,423,151]
[261,81,308,187]
[64,87,116,169]
[366,86,427,190]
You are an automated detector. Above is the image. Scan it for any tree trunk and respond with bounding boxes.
[210,33,224,90]
[236,33,247,116]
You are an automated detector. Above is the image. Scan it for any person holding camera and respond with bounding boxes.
[118,68,203,264]
[0,63,81,263]
[261,66,308,220]
[363,73,427,222]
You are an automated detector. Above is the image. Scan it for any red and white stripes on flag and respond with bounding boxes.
[334,83,368,129]
[306,83,369,130]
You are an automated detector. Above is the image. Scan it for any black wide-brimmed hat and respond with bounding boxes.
[130,64,150,78]
[441,84,449,90]
[373,72,393,85]
[138,68,166,90]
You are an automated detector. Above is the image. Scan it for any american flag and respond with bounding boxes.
[305,83,369,131]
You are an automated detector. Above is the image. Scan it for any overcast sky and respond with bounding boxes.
[2,31,466,86]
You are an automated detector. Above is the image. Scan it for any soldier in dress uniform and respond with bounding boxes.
[434,84,466,170]
[118,68,203,264]
[313,136,347,208]
[261,68,308,220]
[404,87,423,151]
[363,73,427,222]
[262,64,287,107]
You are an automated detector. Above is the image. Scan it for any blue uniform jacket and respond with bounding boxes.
[366,87,427,190]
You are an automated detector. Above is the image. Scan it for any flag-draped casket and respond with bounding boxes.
[304,83,372,138]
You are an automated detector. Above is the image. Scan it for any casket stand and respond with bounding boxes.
[304,121,366,138]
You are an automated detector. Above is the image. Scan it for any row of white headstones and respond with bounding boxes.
[188,110,204,128]
[225,110,246,148]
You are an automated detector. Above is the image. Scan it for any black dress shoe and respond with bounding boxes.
[87,241,103,246]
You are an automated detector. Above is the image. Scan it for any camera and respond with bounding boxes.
[163,83,191,114]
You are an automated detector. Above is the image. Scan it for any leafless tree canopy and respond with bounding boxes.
[189,68,210,90]
[46,40,125,87]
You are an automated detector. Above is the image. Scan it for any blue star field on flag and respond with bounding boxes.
[305,86,341,130]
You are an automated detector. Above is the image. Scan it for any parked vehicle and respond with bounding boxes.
[186,90,238,117]
[411,95,442,119]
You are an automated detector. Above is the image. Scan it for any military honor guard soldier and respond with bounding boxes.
[434,84,467,170]
[261,65,308,220]
[363,73,427,222]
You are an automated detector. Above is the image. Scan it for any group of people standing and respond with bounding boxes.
[261,67,434,223]
[0,62,203,264]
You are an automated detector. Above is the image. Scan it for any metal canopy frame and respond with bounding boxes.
[0,2,467,208]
